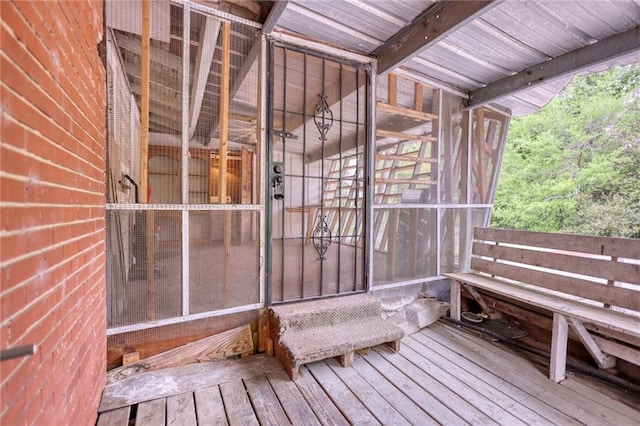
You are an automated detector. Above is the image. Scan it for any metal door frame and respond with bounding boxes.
[265,39,374,305]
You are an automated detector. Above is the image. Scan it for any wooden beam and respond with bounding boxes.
[377,101,438,121]
[592,335,640,366]
[374,1,498,74]
[219,22,232,306]
[376,129,437,142]
[414,83,424,112]
[375,154,437,163]
[376,178,436,185]
[139,0,150,203]
[388,73,398,105]
[469,25,640,107]
[190,16,221,140]
[262,0,289,34]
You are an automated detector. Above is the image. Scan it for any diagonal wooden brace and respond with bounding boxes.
[568,317,617,369]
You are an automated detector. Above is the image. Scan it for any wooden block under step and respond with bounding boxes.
[122,352,139,366]
[336,351,355,367]
[386,340,401,352]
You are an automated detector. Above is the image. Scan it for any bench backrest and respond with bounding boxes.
[471,228,640,313]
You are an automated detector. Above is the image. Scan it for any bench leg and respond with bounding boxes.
[550,313,568,383]
[449,280,461,321]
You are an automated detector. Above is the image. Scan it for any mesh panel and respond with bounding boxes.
[106,1,261,333]
[440,208,490,273]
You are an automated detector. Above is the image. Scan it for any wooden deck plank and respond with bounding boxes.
[295,367,350,426]
[408,331,580,426]
[244,375,291,425]
[266,369,322,425]
[405,333,576,425]
[100,354,282,411]
[219,380,259,426]
[429,323,635,424]
[96,406,130,426]
[362,349,467,425]
[194,386,228,425]
[349,354,438,425]
[306,361,381,425]
[325,357,412,425]
[135,398,166,426]
[166,392,196,426]
[560,377,640,419]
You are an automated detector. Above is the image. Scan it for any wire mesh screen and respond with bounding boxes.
[106,1,262,332]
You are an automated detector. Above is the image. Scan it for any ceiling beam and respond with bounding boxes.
[469,25,640,107]
[374,1,498,75]
[262,0,288,34]
[189,16,221,140]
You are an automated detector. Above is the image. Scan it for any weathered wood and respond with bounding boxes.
[96,406,130,426]
[107,325,254,383]
[592,335,640,366]
[471,256,640,312]
[376,129,438,142]
[350,354,438,425]
[122,352,139,366]
[166,392,197,426]
[194,386,228,425]
[385,340,400,352]
[369,348,477,424]
[306,361,381,425]
[445,272,640,340]
[257,308,269,353]
[449,279,461,320]
[411,331,579,425]
[220,380,259,426]
[414,83,424,112]
[568,317,616,369]
[376,177,436,185]
[550,313,568,382]
[473,241,640,287]
[139,0,150,203]
[426,324,617,425]
[295,367,350,426]
[375,152,437,163]
[463,283,499,318]
[399,338,529,425]
[100,354,281,411]
[135,398,165,426]
[244,375,290,425]
[388,73,397,105]
[220,21,232,305]
[326,358,411,425]
[474,227,640,259]
[377,101,438,121]
[336,351,354,367]
[267,368,321,425]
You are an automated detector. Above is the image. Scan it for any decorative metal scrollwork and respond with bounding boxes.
[312,214,332,261]
[313,94,333,140]
[311,94,334,261]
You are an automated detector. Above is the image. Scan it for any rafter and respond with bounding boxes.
[189,16,221,140]
[468,25,640,107]
[373,1,498,75]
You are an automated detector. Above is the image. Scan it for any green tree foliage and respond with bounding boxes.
[492,64,640,238]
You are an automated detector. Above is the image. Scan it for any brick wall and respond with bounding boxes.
[1,1,106,424]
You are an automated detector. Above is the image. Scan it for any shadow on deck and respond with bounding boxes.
[98,322,639,425]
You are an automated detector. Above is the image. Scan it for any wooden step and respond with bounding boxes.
[270,294,405,380]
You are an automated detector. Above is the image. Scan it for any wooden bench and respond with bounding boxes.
[445,227,640,382]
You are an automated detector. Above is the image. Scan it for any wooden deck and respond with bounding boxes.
[98,322,640,425]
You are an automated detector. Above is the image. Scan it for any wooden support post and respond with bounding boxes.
[258,308,269,352]
[449,280,461,321]
[568,317,616,369]
[336,351,355,367]
[219,22,232,306]
[388,73,397,106]
[414,83,424,112]
[550,313,568,383]
[385,340,401,352]
[604,256,618,309]
[139,0,156,320]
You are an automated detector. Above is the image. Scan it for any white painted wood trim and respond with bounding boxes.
[550,313,568,383]
[569,317,616,369]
